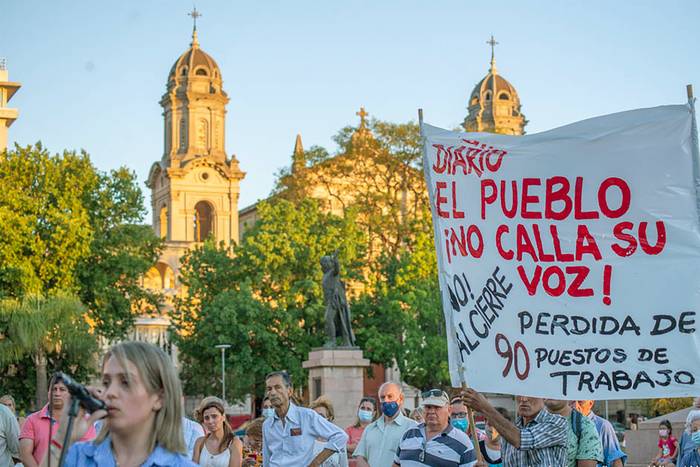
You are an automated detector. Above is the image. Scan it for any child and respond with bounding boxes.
[651,419,678,467]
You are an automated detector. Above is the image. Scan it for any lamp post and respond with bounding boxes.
[215,344,231,403]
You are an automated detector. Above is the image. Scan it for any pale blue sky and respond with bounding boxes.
[3,1,699,216]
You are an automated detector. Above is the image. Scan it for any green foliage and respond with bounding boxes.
[172,199,366,399]
[0,144,160,406]
[0,144,96,294]
[0,145,160,340]
[638,398,695,417]
[354,228,450,389]
[0,293,98,407]
[77,168,162,340]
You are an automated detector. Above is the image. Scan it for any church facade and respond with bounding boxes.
[136,29,525,363]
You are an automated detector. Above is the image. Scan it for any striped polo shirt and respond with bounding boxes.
[394,423,477,467]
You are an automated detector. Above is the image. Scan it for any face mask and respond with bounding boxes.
[358,409,373,422]
[659,429,669,437]
[381,401,400,417]
[692,431,700,447]
[262,408,275,418]
[451,418,469,432]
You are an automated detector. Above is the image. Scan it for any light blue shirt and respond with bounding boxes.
[182,417,204,459]
[588,412,627,466]
[262,402,348,467]
[65,437,197,466]
[353,413,417,467]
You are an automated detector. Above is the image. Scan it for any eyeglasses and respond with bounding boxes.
[422,389,448,399]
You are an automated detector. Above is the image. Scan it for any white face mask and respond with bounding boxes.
[262,408,275,418]
[659,428,669,437]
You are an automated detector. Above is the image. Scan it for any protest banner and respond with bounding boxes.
[421,103,700,399]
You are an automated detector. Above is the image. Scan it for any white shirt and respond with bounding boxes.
[182,417,205,460]
[263,403,348,467]
[0,404,19,467]
[353,413,417,467]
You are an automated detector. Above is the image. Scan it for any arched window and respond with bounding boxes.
[195,68,208,76]
[159,205,168,238]
[181,67,188,76]
[470,97,479,106]
[499,92,510,100]
[484,91,492,101]
[194,201,214,242]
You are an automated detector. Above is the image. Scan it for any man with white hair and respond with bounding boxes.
[679,411,700,467]
[354,382,418,467]
[679,400,700,462]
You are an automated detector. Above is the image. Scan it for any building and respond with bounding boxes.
[463,36,526,135]
[0,59,21,152]
[138,23,245,353]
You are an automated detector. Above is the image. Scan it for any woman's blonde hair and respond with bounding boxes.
[194,396,234,452]
[309,395,335,422]
[96,341,185,454]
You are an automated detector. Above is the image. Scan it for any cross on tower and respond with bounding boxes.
[487,35,498,72]
[188,7,202,31]
[487,35,498,58]
[356,107,368,128]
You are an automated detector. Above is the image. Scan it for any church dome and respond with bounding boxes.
[167,31,222,82]
[463,36,526,135]
[468,73,520,107]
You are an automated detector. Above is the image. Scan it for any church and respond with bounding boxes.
[136,25,526,369]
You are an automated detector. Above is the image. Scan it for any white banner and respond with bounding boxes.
[422,104,700,399]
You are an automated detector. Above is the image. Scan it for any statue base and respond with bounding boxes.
[303,347,370,428]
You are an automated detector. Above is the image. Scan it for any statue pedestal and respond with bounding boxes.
[303,347,370,429]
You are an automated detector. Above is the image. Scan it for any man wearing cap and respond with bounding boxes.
[354,382,417,467]
[394,389,477,467]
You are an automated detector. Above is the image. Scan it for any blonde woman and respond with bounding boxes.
[41,341,196,466]
[193,396,242,467]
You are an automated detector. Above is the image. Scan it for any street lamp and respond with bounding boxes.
[214,344,231,403]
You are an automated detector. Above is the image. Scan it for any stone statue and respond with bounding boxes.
[321,252,355,347]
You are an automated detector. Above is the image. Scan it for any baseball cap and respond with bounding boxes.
[421,389,449,407]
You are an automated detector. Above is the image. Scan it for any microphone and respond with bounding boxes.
[54,372,107,413]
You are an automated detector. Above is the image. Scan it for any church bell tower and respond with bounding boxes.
[145,10,245,298]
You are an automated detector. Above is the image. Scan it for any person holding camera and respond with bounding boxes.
[40,341,197,467]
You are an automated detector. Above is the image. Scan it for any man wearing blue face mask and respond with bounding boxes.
[354,382,417,467]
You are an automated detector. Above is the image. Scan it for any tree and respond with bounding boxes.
[171,199,366,399]
[0,145,161,340]
[0,144,96,295]
[0,293,98,407]
[274,119,428,284]
[77,168,162,340]
[354,226,451,389]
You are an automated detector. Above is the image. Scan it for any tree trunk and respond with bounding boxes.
[35,350,48,409]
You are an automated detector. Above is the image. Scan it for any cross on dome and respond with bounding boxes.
[487,35,498,73]
[356,107,368,129]
[188,7,202,47]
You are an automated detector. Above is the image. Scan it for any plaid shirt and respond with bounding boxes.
[501,409,567,467]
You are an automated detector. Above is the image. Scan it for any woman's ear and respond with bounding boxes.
[152,391,164,411]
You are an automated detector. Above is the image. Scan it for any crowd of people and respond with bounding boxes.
[0,341,698,466]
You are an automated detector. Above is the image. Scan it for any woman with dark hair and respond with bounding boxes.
[193,397,242,467]
[345,397,376,467]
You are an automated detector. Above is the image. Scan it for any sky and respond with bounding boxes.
[3,1,699,220]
